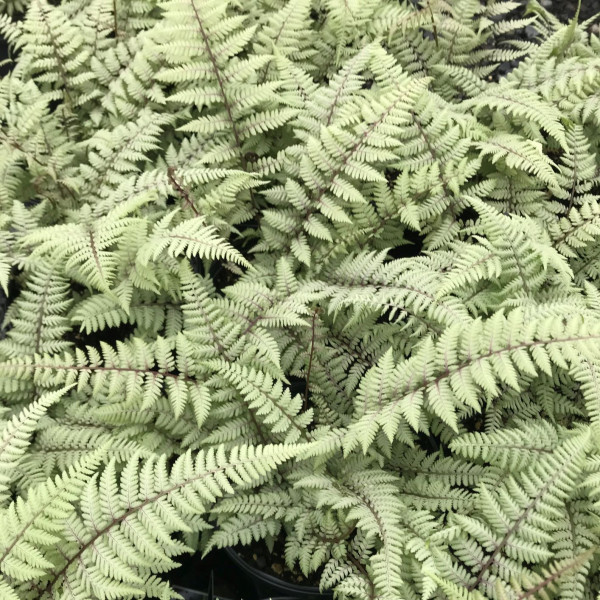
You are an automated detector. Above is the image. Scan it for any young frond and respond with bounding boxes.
[137,210,250,269]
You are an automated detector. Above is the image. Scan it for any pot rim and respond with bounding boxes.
[224,547,333,598]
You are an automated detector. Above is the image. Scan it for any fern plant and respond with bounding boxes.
[1,0,600,599]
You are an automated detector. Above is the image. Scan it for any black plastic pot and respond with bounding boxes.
[173,592,298,600]
[172,586,213,600]
[169,550,253,600]
[224,548,333,600]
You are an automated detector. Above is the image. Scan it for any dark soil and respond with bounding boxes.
[238,538,322,588]
[0,289,6,340]
[491,0,600,80]
[546,0,600,22]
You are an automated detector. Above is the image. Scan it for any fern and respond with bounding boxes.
[0,259,72,358]
[447,432,590,597]
[2,0,600,598]
[1,443,302,599]
[0,388,70,502]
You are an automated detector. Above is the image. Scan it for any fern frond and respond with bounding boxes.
[449,432,590,597]
[137,210,250,268]
[210,360,313,443]
[8,443,301,599]
[0,388,71,504]
[465,86,568,150]
[344,309,600,453]
[476,134,559,188]
[449,419,563,471]
[0,448,106,590]
[0,260,72,358]
[0,337,209,419]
